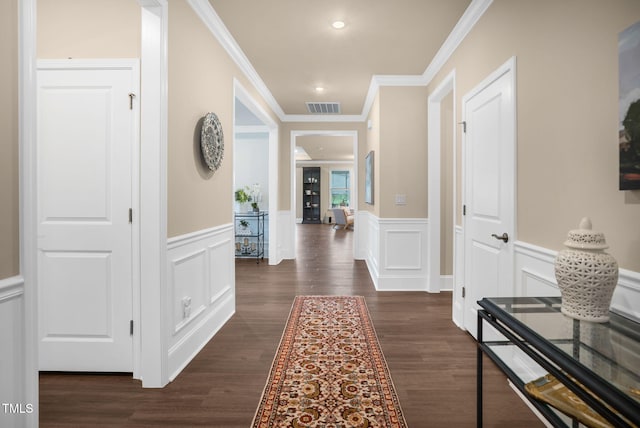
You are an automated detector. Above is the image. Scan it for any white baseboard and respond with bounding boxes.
[440,275,453,291]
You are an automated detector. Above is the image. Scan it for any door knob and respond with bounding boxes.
[491,233,509,243]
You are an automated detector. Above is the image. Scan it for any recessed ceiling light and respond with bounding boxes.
[315,86,325,93]
[332,20,345,30]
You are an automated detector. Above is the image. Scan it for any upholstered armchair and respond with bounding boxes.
[332,207,354,230]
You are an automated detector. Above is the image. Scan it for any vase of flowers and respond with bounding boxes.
[554,218,618,322]
[235,187,251,213]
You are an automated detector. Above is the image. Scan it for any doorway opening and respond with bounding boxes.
[427,71,458,298]
[290,131,358,259]
[233,80,279,264]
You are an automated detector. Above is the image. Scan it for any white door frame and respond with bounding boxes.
[233,79,280,264]
[290,130,359,259]
[427,70,457,294]
[138,0,169,387]
[19,0,39,425]
[20,3,170,416]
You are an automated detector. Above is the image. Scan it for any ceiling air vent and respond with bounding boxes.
[306,102,341,114]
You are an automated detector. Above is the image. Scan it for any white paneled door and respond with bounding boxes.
[462,59,516,337]
[37,61,138,372]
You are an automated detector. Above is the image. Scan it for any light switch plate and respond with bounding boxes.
[395,194,407,205]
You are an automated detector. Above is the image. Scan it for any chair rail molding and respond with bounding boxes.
[513,240,640,322]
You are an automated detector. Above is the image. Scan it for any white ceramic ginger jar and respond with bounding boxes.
[554,218,618,322]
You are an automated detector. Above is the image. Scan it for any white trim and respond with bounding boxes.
[19,0,39,423]
[360,213,429,291]
[290,130,359,259]
[514,240,640,322]
[188,0,492,123]
[452,225,465,328]
[139,0,169,387]
[166,224,235,381]
[440,275,454,291]
[422,0,493,84]
[167,223,234,248]
[187,0,285,120]
[297,160,354,166]
[233,79,280,265]
[0,276,25,303]
[427,69,456,294]
[360,0,493,120]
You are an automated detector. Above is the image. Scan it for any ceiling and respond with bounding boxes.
[210,0,472,118]
[295,135,355,162]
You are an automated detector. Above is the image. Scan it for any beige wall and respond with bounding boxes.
[365,91,381,216]
[429,0,640,271]
[0,0,19,279]
[378,86,429,218]
[168,2,280,237]
[38,0,140,58]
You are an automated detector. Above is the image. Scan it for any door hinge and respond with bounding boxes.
[463,205,466,216]
[459,121,467,133]
[128,208,133,224]
[128,93,136,110]
[462,286,466,298]
[130,320,134,336]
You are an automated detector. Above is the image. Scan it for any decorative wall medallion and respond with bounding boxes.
[200,112,224,172]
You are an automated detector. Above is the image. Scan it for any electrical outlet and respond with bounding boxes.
[182,296,191,319]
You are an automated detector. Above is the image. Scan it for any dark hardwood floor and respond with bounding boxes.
[39,224,543,427]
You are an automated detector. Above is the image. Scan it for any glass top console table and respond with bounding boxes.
[477,297,639,428]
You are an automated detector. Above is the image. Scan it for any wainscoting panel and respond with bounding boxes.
[278,210,294,262]
[166,224,235,381]
[208,238,233,304]
[0,276,26,428]
[514,241,559,297]
[514,241,640,322]
[362,214,429,291]
[354,210,369,261]
[384,230,422,270]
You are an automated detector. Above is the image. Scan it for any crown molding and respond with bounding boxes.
[422,0,493,83]
[189,0,492,124]
[187,0,286,121]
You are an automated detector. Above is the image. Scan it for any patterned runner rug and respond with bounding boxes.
[252,296,407,428]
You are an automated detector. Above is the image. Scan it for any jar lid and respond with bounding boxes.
[564,217,608,250]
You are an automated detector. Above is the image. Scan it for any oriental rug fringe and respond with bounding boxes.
[252,296,407,428]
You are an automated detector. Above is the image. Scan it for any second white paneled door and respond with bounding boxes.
[37,60,138,372]
[462,58,516,337]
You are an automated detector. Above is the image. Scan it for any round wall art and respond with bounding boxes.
[200,112,224,172]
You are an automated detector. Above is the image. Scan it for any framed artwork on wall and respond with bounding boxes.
[365,151,374,204]
[619,21,640,190]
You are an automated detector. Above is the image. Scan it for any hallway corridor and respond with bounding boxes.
[39,224,541,427]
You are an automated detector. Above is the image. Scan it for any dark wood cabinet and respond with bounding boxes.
[302,167,321,224]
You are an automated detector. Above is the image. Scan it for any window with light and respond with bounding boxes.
[330,170,350,207]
